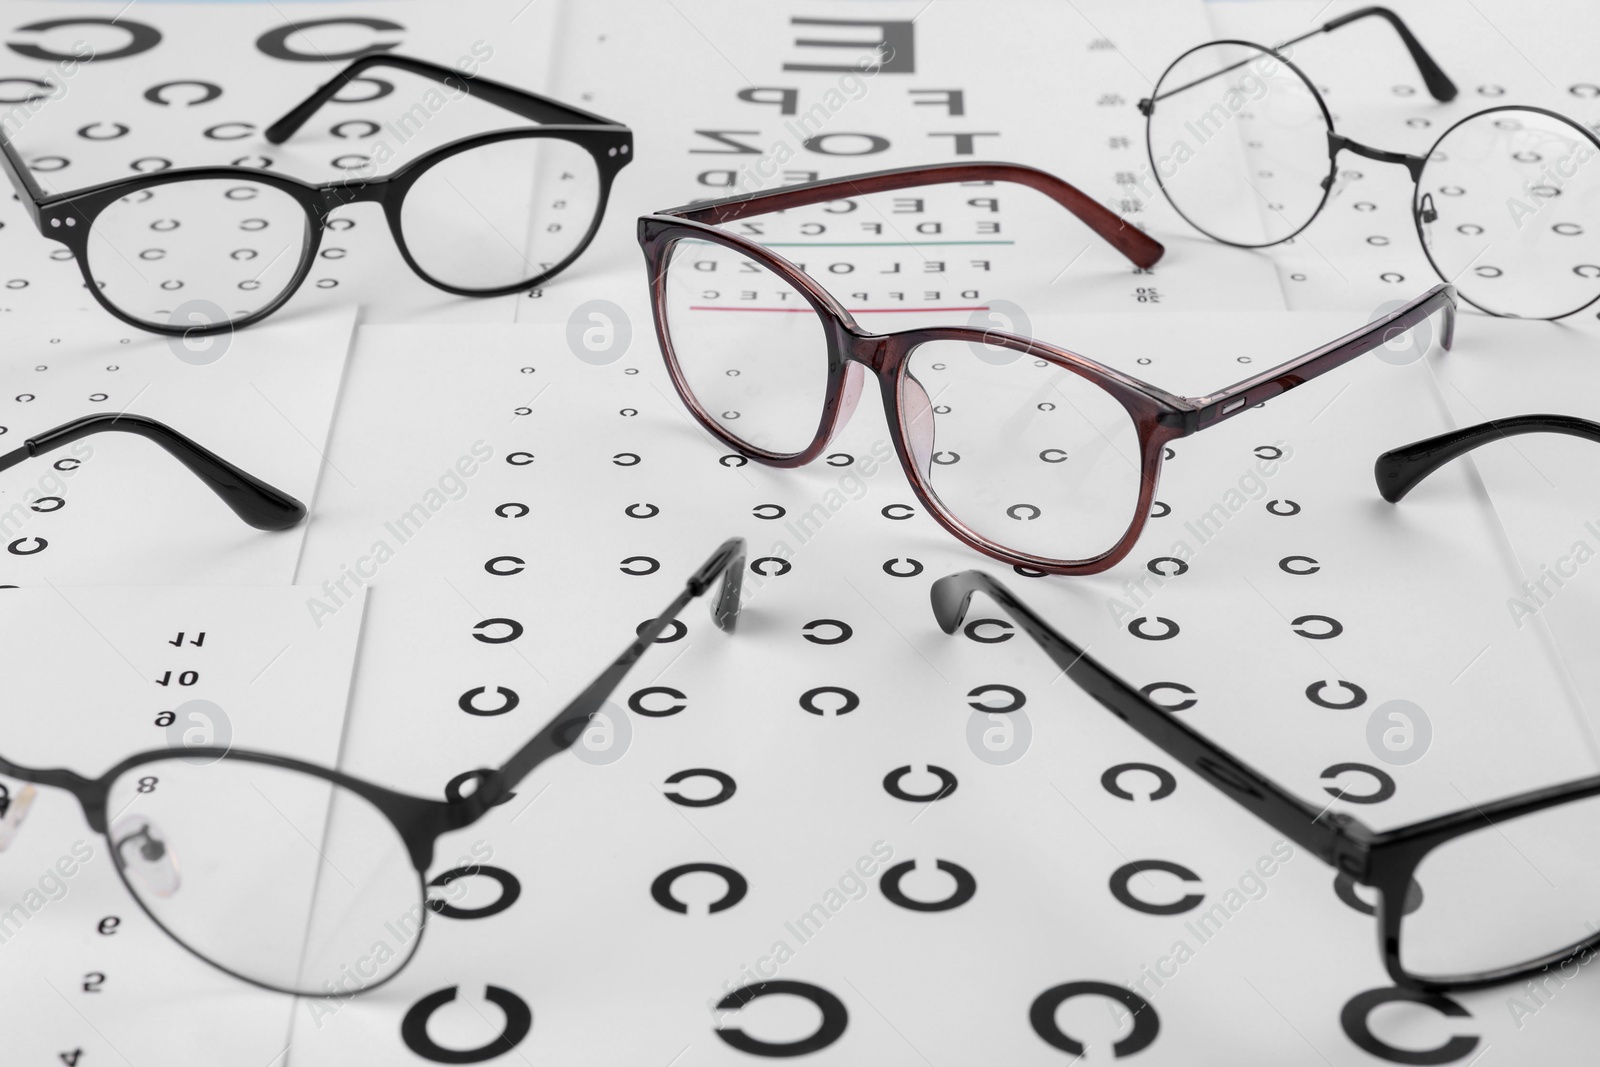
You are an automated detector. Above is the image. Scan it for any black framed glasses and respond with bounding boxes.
[1139,5,1600,320]
[934,452,1600,992]
[0,538,744,996]
[0,412,305,530]
[0,53,632,335]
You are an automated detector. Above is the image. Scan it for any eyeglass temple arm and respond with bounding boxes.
[0,124,45,225]
[473,538,747,807]
[667,161,1164,271]
[0,413,306,531]
[263,53,623,145]
[1295,7,1457,102]
[1376,414,1600,503]
[1140,6,1456,114]
[1184,283,1456,434]
[931,571,1377,880]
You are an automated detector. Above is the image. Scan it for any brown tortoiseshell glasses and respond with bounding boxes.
[638,162,1457,575]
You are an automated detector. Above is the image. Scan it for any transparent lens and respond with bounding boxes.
[107,757,422,996]
[87,178,309,328]
[1419,109,1600,319]
[1401,793,1600,980]
[401,136,600,290]
[903,340,1144,563]
[662,238,830,455]
[1147,41,1331,245]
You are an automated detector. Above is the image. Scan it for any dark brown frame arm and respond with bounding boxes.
[931,570,1377,878]
[475,538,746,807]
[664,162,1165,271]
[1187,283,1455,432]
[264,53,621,145]
[1376,414,1600,503]
[0,125,44,225]
[0,413,306,531]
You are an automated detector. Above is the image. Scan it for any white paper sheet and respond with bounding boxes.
[283,313,1600,1064]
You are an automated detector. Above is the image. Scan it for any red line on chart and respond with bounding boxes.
[688,305,991,314]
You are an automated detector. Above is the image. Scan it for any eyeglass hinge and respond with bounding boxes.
[1136,98,1154,117]
[1321,811,1373,881]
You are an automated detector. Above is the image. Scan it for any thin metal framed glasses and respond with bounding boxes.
[0,538,745,996]
[0,53,632,335]
[1138,5,1600,319]
[639,162,1456,575]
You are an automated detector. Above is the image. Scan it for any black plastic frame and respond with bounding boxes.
[0,412,305,529]
[1139,7,1600,320]
[0,54,632,334]
[1375,413,1600,502]
[0,537,746,996]
[932,570,1600,991]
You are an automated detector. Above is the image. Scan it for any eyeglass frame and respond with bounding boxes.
[0,411,305,530]
[0,53,633,336]
[1137,7,1600,320]
[639,162,1457,575]
[934,545,1600,992]
[0,537,746,996]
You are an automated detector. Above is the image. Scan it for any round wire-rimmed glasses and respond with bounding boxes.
[0,539,745,996]
[1138,8,1600,320]
[639,162,1457,575]
[0,54,632,335]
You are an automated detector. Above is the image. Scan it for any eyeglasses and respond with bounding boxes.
[1138,7,1600,320]
[639,163,1456,574]
[934,431,1600,992]
[1376,413,1600,501]
[0,538,744,996]
[0,53,632,335]
[0,412,305,529]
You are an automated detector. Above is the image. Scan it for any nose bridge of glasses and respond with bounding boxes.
[0,782,36,851]
[901,372,936,483]
[826,361,867,444]
[316,178,389,218]
[113,813,181,898]
[1327,133,1428,184]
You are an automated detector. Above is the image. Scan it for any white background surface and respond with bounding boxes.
[2,1,1600,1064]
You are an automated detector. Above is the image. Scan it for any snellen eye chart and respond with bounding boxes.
[4,2,1600,1066]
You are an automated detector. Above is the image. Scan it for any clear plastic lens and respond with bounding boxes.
[1402,793,1600,980]
[107,758,422,996]
[662,238,830,455]
[1147,41,1332,245]
[1419,109,1600,319]
[87,178,309,328]
[401,136,600,290]
[903,340,1144,563]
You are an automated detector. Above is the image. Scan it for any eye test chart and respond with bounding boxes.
[4,1,1600,1066]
